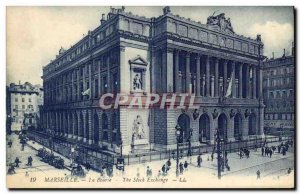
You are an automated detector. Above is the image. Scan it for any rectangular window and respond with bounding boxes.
[102,76,108,93]
[29,98,31,102]
[15,98,18,102]
[22,105,25,109]
[94,79,99,98]
[22,98,25,102]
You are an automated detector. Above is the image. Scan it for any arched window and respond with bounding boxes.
[102,113,108,140]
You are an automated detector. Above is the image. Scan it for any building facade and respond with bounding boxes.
[41,7,264,155]
[8,82,44,131]
[262,50,295,134]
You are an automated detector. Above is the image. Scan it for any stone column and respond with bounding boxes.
[205,56,210,96]
[196,54,201,96]
[77,68,80,101]
[119,46,125,93]
[214,58,219,97]
[253,65,257,99]
[89,63,92,99]
[246,64,250,98]
[166,48,174,93]
[107,54,111,93]
[161,50,167,92]
[186,52,191,93]
[239,63,243,98]
[175,50,180,93]
[232,62,236,98]
[223,60,228,97]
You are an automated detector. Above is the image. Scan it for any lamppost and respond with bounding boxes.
[188,128,193,156]
[280,123,284,141]
[46,127,55,155]
[175,124,181,177]
[215,128,223,179]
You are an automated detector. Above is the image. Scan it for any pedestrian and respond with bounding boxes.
[146,166,151,177]
[184,161,188,170]
[85,163,91,171]
[256,170,261,179]
[25,171,29,177]
[211,154,214,161]
[287,168,292,174]
[27,156,33,166]
[278,145,281,153]
[197,155,202,167]
[21,143,25,151]
[269,150,273,158]
[261,147,264,156]
[239,150,243,159]
[136,168,140,177]
[167,159,171,168]
[15,157,20,168]
[162,165,166,175]
[179,162,184,174]
[157,170,162,177]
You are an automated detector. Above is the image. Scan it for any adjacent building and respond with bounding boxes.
[262,48,295,134]
[40,7,265,157]
[7,82,43,131]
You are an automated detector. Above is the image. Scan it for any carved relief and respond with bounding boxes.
[199,31,208,42]
[209,34,218,44]
[242,43,249,52]
[177,24,188,37]
[212,109,219,119]
[234,41,241,50]
[193,109,200,120]
[219,36,226,47]
[226,39,234,48]
[249,45,255,54]
[189,27,198,40]
[131,22,143,35]
[206,13,234,34]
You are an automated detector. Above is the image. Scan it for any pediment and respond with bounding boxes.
[129,55,148,66]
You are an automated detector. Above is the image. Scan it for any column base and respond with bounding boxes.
[78,136,83,141]
[88,139,92,145]
[227,137,235,142]
[241,136,249,140]
[73,135,77,139]
[83,138,87,143]
[68,134,72,138]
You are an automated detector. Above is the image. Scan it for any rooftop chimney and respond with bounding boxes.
[100,14,106,24]
[272,52,274,59]
[292,41,294,56]
[283,48,286,58]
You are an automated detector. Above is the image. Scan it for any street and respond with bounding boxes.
[6,133,294,188]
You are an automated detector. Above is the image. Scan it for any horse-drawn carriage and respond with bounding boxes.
[49,156,65,169]
[71,164,86,177]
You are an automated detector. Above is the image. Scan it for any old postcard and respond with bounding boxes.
[6,6,295,189]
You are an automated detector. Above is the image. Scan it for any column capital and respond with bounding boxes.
[185,51,191,58]
[174,49,180,55]
[120,46,125,52]
[165,47,174,53]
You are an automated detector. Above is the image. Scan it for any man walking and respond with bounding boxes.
[197,155,202,167]
[256,170,261,179]
[27,156,33,166]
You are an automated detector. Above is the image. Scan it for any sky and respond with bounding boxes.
[6,6,294,85]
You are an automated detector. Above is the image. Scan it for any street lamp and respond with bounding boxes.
[175,124,181,177]
[188,128,193,158]
[46,127,55,155]
[215,128,223,179]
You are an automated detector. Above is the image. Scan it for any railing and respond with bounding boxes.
[27,129,293,168]
[122,136,293,165]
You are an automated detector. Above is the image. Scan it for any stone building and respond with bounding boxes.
[7,82,43,131]
[41,7,265,155]
[262,48,295,134]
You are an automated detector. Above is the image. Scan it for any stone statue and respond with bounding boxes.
[207,13,234,34]
[133,73,142,90]
[163,6,171,15]
[132,115,145,140]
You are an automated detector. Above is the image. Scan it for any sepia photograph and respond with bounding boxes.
[5,5,295,189]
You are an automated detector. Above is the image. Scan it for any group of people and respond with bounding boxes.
[239,148,251,159]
